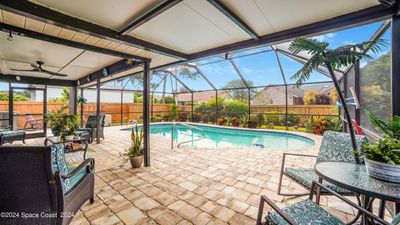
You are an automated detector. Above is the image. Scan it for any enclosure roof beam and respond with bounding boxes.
[151,72,168,92]
[187,4,394,61]
[0,23,148,61]
[206,0,259,39]
[227,59,250,89]
[121,76,133,91]
[162,70,193,93]
[273,49,287,86]
[119,0,183,34]
[186,64,217,90]
[0,0,188,60]
[79,59,143,86]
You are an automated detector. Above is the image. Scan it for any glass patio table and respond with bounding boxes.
[44,136,89,160]
[315,162,400,225]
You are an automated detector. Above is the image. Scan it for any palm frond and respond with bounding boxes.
[290,54,324,87]
[367,110,392,136]
[289,38,328,55]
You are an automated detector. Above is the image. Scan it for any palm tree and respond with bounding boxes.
[289,37,386,163]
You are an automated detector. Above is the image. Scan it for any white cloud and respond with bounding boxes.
[313,33,335,42]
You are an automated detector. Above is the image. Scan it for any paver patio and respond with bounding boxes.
[23,126,370,225]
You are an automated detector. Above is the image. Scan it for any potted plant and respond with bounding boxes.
[60,115,78,141]
[121,125,144,168]
[46,106,67,136]
[357,136,400,183]
[354,111,400,183]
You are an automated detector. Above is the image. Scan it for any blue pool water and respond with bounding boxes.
[126,123,315,150]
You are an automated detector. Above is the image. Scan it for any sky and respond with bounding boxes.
[0,20,391,94]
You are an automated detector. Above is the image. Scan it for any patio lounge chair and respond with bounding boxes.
[76,114,105,143]
[23,114,43,129]
[0,144,95,225]
[277,131,367,198]
[257,181,399,225]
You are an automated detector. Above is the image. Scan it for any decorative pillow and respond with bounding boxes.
[50,143,70,191]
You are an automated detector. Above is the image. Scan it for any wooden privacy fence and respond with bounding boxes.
[0,101,337,128]
[251,105,338,115]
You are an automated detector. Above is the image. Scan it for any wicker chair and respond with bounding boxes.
[0,145,95,225]
[257,181,399,225]
[76,114,105,143]
[277,131,367,198]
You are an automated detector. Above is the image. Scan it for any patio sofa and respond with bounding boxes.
[76,114,105,143]
[0,144,95,225]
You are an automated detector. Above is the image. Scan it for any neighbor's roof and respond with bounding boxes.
[0,0,388,84]
[177,91,217,102]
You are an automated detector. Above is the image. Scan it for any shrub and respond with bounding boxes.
[229,117,240,127]
[305,116,342,135]
[218,116,227,125]
[246,120,257,128]
[264,112,280,127]
[256,113,265,128]
[192,112,203,122]
[162,115,171,122]
[169,103,178,121]
[178,112,188,122]
[303,91,318,105]
[224,101,248,119]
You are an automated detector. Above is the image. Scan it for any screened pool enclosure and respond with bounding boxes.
[79,20,392,139]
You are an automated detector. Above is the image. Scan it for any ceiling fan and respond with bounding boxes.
[10,61,68,77]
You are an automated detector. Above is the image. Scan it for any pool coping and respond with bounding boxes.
[121,122,322,151]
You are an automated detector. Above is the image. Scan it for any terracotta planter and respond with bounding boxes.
[130,156,143,168]
[64,135,75,141]
[365,158,400,183]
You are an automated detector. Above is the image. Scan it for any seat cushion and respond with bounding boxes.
[63,166,93,193]
[392,213,400,225]
[0,130,25,137]
[268,199,345,225]
[285,168,352,194]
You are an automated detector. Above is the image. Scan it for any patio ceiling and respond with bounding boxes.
[0,0,395,84]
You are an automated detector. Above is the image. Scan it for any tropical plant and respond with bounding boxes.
[367,110,400,139]
[289,37,386,162]
[256,113,265,128]
[121,125,144,161]
[217,116,227,125]
[45,106,78,137]
[357,136,400,165]
[170,102,178,121]
[305,116,341,135]
[223,79,256,103]
[303,91,318,105]
[229,117,240,127]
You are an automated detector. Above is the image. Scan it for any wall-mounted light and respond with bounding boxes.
[77,80,80,86]
[87,76,90,82]
[7,31,13,41]
[16,75,21,81]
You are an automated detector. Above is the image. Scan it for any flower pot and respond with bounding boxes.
[130,156,143,168]
[64,135,75,141]
[51,127,61,136]
[365,158,400,183]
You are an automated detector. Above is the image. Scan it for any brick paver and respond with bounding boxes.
[21,125,366,225]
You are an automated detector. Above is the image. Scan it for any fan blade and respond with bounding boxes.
[30,64,41,70]
[10,68,37,72]
[41,69,68,77]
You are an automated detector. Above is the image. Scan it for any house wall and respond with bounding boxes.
[252,87,294,105]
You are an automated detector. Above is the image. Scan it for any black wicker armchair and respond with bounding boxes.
[0,145,95,225]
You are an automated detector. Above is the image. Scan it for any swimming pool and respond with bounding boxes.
[125,123,315,150]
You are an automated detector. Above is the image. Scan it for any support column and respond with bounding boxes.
[191,92,194,122]
[44,85,47,137]
[143,61,151,167]
[248,88,251,123]
[392,15,400,117]
[215,90,218,124]
[80,88,84,127]
[96,79,101,144]
[354,61,361,124]
[69,86,77,115]
[120,90,123,125]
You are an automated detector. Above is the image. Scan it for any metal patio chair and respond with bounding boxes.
[257,181,399,225]
[277,130,367,213]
